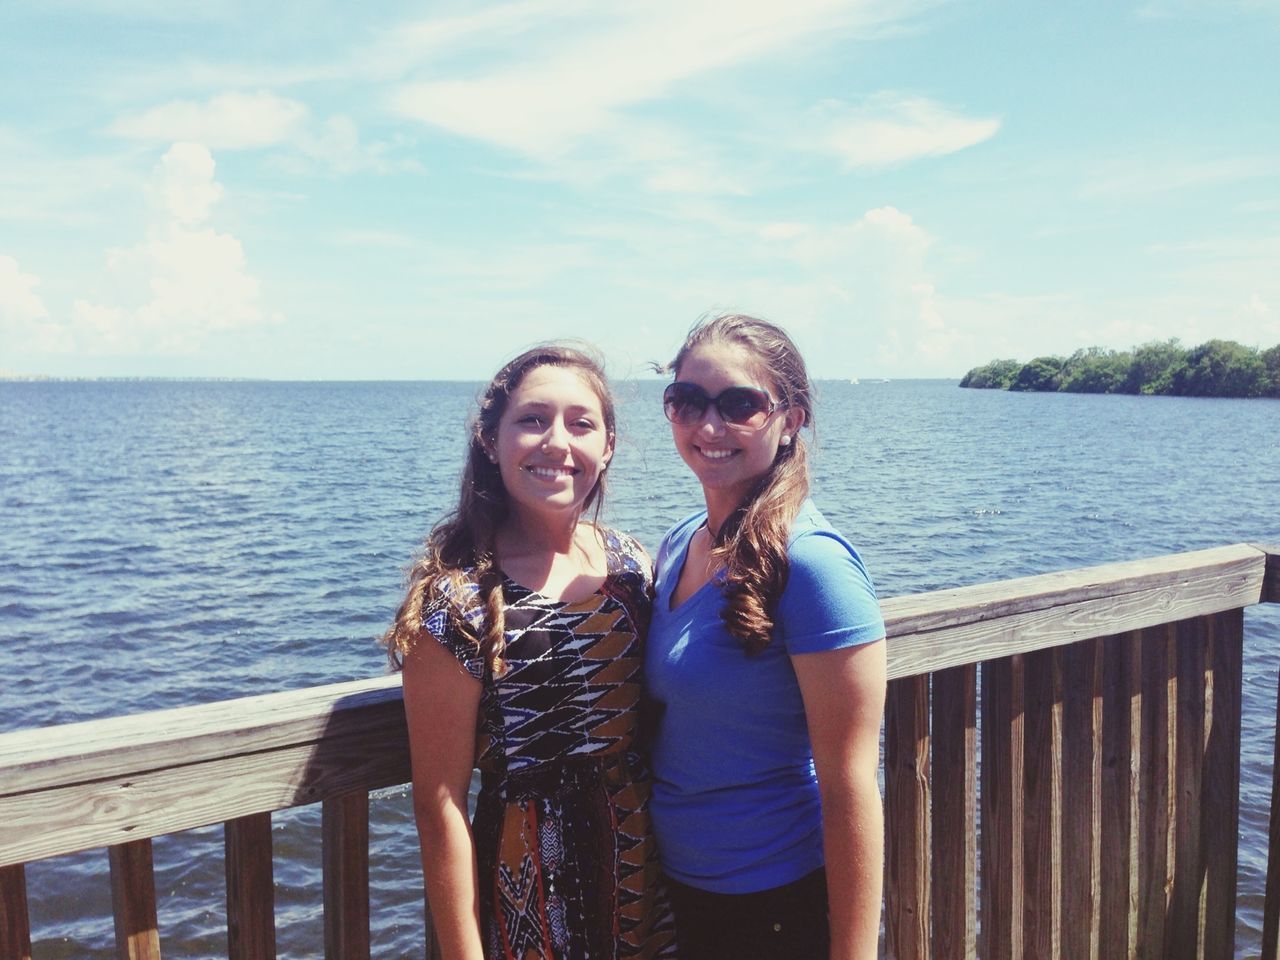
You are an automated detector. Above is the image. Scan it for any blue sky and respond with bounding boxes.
[2,0,1277,380]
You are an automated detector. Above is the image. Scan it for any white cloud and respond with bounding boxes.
[811,95,1000,170]
[0,254,72,352]
[72,143,278,353]
[112,93,416,176]
[389,0,928,159]
[151,141,224,222]
[0,255,48,325]
[111,91,308,150]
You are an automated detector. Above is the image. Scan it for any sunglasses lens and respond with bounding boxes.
[718,387,772,426]
[663,383,708,424]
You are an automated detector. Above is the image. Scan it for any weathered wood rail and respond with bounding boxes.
[2,543,1278,959]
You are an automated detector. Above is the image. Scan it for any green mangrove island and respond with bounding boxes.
[960,339,1280,398]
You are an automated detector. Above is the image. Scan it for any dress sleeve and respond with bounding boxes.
[420,578,487,681]
[777,531,886,655]
[604,527,654,592]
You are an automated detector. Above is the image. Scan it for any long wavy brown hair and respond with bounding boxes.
[383,343,616,674]
[668,314,814,654]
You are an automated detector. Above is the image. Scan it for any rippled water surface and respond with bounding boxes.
[3,380,1278,957]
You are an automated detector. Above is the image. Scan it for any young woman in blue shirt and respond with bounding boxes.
[645,315,887,960]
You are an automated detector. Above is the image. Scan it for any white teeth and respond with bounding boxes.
[700,448,735,460]
[527,466,575,478]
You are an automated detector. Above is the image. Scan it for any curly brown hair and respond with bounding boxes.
[668,314,813,654]
[383,343,616,674]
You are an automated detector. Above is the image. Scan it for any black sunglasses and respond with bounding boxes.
[663,381,784,429]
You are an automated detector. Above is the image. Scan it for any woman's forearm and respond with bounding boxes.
[415,800,486,960]
[821,772,884,960]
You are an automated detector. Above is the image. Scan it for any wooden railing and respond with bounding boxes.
[2,543,1278,959]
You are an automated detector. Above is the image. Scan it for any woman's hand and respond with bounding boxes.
[793,637,888,960]
[402,633,486,960]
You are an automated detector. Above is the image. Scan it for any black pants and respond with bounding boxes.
[663,868,830,960]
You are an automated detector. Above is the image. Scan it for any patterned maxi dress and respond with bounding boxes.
[422,528,678,960]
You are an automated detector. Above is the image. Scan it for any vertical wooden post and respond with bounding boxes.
[885,674,931,960]
[1060,638,1101,960]
[931,663,977,960]
[226,813,276,960]
[1099,632,1139,959]
[1167,616,1207,960]
[1136,625,1175,958]
[1022,647,1062,960]
[323,791,370,960]
[980,654,1024,960]
[0,863,33,960]
[1199,609,1242,959]
[109,839,162,960]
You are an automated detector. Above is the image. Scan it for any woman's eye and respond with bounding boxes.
[572,418,597,430]
[518,415,545,426]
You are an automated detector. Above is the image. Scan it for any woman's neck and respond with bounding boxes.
[703,488,750,542]
[498,507,583,559]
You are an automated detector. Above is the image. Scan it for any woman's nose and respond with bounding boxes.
[696,404,727,436]
[542,420,570,450]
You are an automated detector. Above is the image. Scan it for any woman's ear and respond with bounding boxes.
[602,432,616,468]
[783,406,806,438]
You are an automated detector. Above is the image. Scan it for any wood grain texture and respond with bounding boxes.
[1167,617,1207,960]
[1098,632,1139,960]
[980,655,1024,960]
[109,839,161,960]
[930,663,977,960]
[1022,647,1061,960]
[885,675,930,960]
[1199,610,1242,959]
[1257,544,1280,604]
[226,813,276,960]
[0,863,32,960]
[0,717,408,868]
[1059,638,1101,960]
[322,792,370,960]
[1134,625,1175,959]
[0,675,403,798]
[883,544,1265,680]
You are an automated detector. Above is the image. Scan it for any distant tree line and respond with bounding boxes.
[960,339,1280,398]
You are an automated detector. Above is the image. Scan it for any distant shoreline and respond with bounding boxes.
[960,339,1280,399]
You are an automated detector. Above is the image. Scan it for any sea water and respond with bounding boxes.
[2,379,1278,956]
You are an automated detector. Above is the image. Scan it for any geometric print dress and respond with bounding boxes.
[423,527,679,959]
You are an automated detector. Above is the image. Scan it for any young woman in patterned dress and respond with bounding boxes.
[384,345,677,960]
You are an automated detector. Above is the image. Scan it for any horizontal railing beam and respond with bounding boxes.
[883,543,1268,680]
[1258,544,1280,604]
[0,676,408,868]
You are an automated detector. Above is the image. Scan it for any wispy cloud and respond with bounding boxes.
[1080,154,1277,198]
[1136,0,1278,20]
[111,91,308,149]
[389,0,932,159]
[810,95,1000,170]
[110,91,419,174]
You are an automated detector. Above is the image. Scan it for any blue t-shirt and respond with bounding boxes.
[645,500,885,894]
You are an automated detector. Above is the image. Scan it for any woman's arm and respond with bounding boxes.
[793,637,888,960]
[401,633,486,960]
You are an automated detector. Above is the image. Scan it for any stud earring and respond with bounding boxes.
[780,435,792,447]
